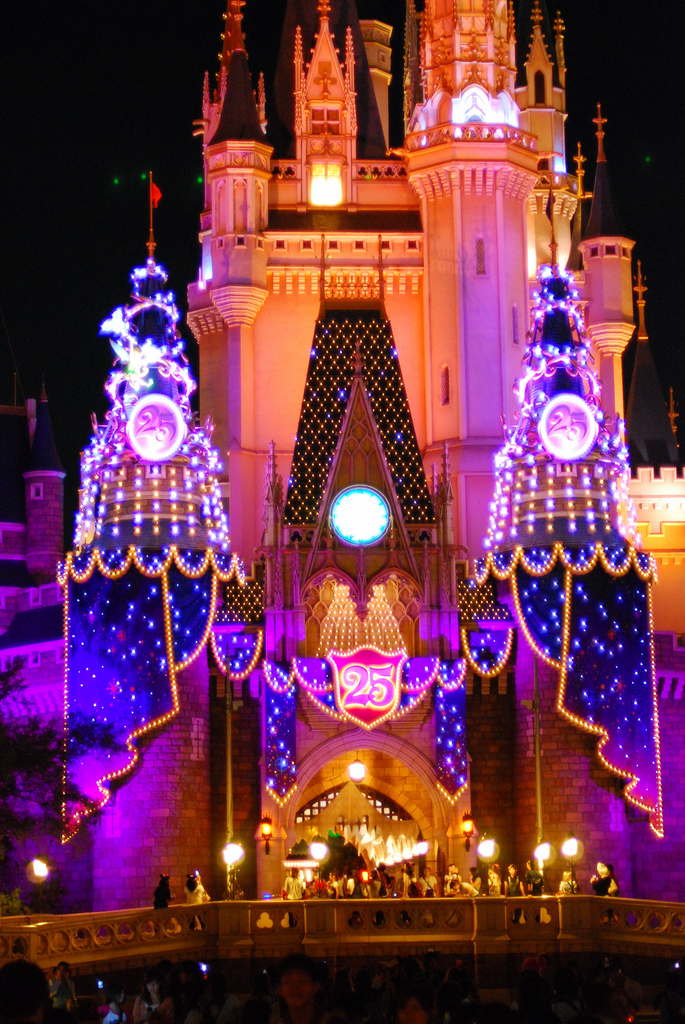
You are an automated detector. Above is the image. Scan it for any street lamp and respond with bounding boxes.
[309,835,329,897]
[26,859,49,884]
[222,842,245,900]
[348,759,366,782]
[461,813,475,851]
[259,816,273,855]
[477,837,499,863]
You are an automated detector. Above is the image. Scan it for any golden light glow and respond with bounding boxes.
[310,163,342,207]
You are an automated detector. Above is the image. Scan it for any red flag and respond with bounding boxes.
[150,181,162,208]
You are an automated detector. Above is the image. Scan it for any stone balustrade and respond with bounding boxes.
[1,896,684,971]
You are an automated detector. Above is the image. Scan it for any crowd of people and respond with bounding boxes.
[281,861,617,901]
[0,950,680,1024]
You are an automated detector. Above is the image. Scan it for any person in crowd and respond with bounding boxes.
[49,964,78,1014]
[488,864,502,896]
[102,985,127,1024]
[173,962,204,1024]
[558,869,580,894]
[184,873,210,905]
[504,864,523,897]
[377,863,393,896]
[369,869,382,899]
[132,969,174,1024]
[524,859,544,896]
[402,863,422,898]
[205,972,239,1024]
[418,866,439,897]
[551,966,582,1023]
[237,1001,270,1024]
[444,864,461,896]
[153,876,173,910]
[371,962,395,1022]
[461,866,481,897]
[514,966,558,1024]
[590,862,618,896]
[396,985,435,1024]
[654,964,685,1022]
[283,868,305,901]
[272,954,326,1024]
[0,960,51,1024]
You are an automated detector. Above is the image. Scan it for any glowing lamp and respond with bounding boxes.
[477,838,499,862]
[413,840,428,857]
[561,836,579,860]
[348,759,367,782]
[533,841,552,864]
[222,842,245,867]
[26,859,49,883]
[309,838,329,863]
[259,815,273,855]
[330,487,390,546]
[361,870,370,883]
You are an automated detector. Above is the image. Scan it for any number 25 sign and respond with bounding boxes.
[328,647,406,729]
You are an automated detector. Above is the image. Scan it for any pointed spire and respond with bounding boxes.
[515,0,561,88]
[27,388,64,474]
[221,0,246,70]
[634,260,648,342]
[404,0,421,135]
[574,141,586,199]
[583,106,623,240]
[626,265,679,467]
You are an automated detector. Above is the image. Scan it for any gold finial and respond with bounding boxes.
[147,171,162,258]
[507,0,515,40]
[531,0,543,26]
[574,141,586,199]
[554,11,565,37]
[633,260,648,341]
[593,102,607,162]
[318,0,331,19]
[668,387,680,444]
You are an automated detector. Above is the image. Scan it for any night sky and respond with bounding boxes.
[2,0,683,540]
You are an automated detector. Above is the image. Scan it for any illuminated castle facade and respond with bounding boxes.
[5,0,685,913]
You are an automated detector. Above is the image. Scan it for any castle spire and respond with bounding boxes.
[583,106,622,240]
[634,260,648,342]
[221,0,246,70]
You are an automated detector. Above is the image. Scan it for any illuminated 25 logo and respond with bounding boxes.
[538,393,598,461]
[328,647,405,729]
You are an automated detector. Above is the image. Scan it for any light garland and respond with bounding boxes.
[460,627,514,678]
[210,629,263,681]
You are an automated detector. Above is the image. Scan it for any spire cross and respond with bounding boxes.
[593,103,607,162]
[633,260,648,341]
[574,141,586,199]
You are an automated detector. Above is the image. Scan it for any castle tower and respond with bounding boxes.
[515,0,576,273]
[578,107,635,422]
[23,388,65,583]
[403,0,538,555]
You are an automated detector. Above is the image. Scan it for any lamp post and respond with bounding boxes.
[461,813,475,851]
[259,816,273,855]
[309,836,329,897]
[222,842,245,900]
[477,837,499,863]
[561,833,581,892]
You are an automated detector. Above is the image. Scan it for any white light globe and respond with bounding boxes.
[26,859,49,883]
[561,837,580,859]
[348,760,367,782]
[222,842,245,867]
[534,841,552,863]
[309,841,329,863]
[477,838,498,861]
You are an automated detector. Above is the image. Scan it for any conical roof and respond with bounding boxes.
[269,0,386,159]
[583,158,623,240]
[209,50,264,145]
[626,339,679,468]
[27,389,63,473]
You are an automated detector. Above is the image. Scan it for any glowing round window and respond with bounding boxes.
[330,487,390,546]
[126,393,187,462]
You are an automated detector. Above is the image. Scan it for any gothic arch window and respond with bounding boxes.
[440,365,450,406]
[534,70,546,106]
[234,179,247,234]
[295,785,411,825]
[476,237,486,275]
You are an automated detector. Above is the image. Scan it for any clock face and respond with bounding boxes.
[538,393,599,461]
[330,487,390,546]
[126,394,187,462]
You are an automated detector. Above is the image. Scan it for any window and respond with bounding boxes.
[311,107,341,135]
[534,70,546,105]
[301,239,314,250]
[29,482,43,501]
[440,365,450,406]
[327,239,340,250]
[274,239,287,250]
[476,237,486,275]
[29,652,41,669]
[512,304,520,346]
[354,240,366,251]
[589,246,599,258]
[605,244,617,255]
[406,240,419,251]
[310,163,342,207]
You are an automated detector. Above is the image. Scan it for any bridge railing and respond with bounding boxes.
[2,896,684,969]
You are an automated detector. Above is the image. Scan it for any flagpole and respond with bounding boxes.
[147,170,156,258]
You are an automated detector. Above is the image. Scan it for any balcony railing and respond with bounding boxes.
[2,896,684,970]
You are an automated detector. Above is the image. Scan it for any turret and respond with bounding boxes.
[578,106,635,421]
[23,387,65,583]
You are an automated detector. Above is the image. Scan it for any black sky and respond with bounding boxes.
[1,1,684,541]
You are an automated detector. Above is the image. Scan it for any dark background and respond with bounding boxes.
[2,1,683,541]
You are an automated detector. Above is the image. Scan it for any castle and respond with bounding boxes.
[4,0,685,913]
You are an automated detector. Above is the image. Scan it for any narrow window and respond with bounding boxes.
[534,70,546,105]
[512,304,520,346]
[441,365,450,406]
[30,482,43,501]
[476,237,486,275]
